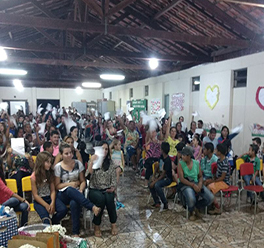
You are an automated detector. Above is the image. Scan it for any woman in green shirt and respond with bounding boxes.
[178,146,214,221]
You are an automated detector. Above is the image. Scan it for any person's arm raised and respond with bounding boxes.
[165,113,173,141]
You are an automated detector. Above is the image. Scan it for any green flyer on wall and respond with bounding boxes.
[131,99,147,122]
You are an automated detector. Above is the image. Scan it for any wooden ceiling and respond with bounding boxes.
[0,0,263,88]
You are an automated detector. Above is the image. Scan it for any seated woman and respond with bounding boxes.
[164,113,179,162]
[88,141,118,237]
[178,146,214,221]
[54,136,83,165]
[143,130,161,187]
[0,157,29,226]
[69,126,81,148]
[31,151,67,224]
[218,125,239,146]
[105,119,117,144]
[8,147,35,196]
[54,143,100,236]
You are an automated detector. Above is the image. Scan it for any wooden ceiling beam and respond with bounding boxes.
[107,0,136,17]
[7,56,174,71]
[34,28,61,46]
[2,42,211,62]
[192,0,258,39]
[219,0,264,8]
[0,0,27,11]
[153,0,185,20]
[82,0,103,18]
[0,13,260,48]
[30,0,57,18]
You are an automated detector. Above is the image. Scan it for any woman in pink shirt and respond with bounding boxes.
[0,158,30,226]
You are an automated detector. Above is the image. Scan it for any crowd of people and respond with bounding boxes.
[0,106,263,237]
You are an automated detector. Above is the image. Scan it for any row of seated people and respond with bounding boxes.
[0,141,119,237]
[146,139,263,220]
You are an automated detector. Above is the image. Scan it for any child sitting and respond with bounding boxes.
[207,144,230,214]
[192,135,202,162]
[201,143,218,184]
[239,144,262,203]
[252,137,262,159]
[178,146,214,220]
[110,139,125,185]
[31,151,68,224]
[149,142,172,210]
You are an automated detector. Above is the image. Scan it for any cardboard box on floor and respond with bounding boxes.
[10,232,59,248]
[8,239,46,248]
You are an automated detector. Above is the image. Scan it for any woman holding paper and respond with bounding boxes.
[105,119,117,144]
[54,143,100,236]
[88,141,118,237]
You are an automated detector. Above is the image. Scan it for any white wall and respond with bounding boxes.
[0,87,101,114]
[103,51,264,155]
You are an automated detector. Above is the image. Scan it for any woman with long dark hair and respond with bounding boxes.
[175,122,187,144]
[88,141,117,237]
[218,126,238,145]
[54,143,100,236]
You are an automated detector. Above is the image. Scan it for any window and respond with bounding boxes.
[102,93,104,99]
[192,76,200,92]
[145,85,149,96]
[130,88,133,98]
[109,92,112,100]
[233,68,247,88]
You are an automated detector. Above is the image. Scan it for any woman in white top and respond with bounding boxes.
[54,143,100,236]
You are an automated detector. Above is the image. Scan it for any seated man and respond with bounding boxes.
[203,128,218,149]
[239,144,262,203]
[149,142,172,210]
[207,144,230,214]
[178,146,214,220]
[201,142,218,184]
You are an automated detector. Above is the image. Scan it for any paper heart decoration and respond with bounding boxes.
[205,85,220,110]
[256,86,264,110]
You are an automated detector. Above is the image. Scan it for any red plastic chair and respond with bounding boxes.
[239,163,264,214]
[211,162,239,213]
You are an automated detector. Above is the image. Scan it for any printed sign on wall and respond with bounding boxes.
[171,93,185,112]
[256,86,264,110]
[205,85,220,110]
[250,123,264,137]
[131,99,147,122]
[150,99,161,115]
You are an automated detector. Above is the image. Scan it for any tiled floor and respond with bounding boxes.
[29,169,264,247]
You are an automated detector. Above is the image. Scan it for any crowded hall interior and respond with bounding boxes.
[1,0,264,247]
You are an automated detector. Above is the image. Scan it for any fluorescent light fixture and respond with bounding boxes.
[148,58,159,70]
[0,68,27,76]
[194,80,200,85]
[13,79,24,91]
[82,82,102,88]
[75,86,83,94]
[0,47,7,61]
[100,74,125,81]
